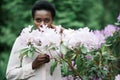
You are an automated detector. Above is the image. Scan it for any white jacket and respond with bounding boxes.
[6,37,62,80]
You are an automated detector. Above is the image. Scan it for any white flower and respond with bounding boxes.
[20,25,33,35]
[19,25,34,46]
[62,27,100,51]
[39,26,61,47]
[19,25,104,53]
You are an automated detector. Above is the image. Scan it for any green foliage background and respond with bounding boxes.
[0,0,120,79]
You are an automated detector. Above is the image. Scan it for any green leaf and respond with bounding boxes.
[28,45,35,58]
[60,43,68,55]
[115,22,120,26]
[27,50,32,58]
[76,54,81,72]
[61,60,69,76]
[19,48,29,58]
[71,54,76,60]
[28,47,34,58]
[81,46,87,54]
[15,48,28,54]
[46,44,58,51]
[50,59,58,75]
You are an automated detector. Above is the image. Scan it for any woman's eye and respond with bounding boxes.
[44,18,50,23]
[35,18,42,22]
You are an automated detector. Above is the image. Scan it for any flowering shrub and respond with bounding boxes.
[18,14,120,80]
[60,24,120,80]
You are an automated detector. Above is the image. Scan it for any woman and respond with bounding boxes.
[6,1,62,80]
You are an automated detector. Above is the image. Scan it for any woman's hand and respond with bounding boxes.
[32,54,50,69]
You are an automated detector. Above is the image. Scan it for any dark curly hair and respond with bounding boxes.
[32,0,56,19]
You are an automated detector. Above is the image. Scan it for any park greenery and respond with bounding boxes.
[0,0,120,80]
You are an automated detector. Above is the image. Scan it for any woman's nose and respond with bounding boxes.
[40,21,45,27]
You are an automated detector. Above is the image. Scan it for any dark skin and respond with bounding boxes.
[32,54,50,69]
[32,10,54,69]
[33,10,55,29]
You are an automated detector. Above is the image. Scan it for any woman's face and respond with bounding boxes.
[33,10,53,29]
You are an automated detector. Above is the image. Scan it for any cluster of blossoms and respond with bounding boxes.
[19,25,62,48]
[94,24,120,39]
[18,13,120,80]
[19,24,119,52]
[62,27,101,51]
[19,25,107,52]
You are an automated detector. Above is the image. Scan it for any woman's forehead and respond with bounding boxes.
[35,10,52,17]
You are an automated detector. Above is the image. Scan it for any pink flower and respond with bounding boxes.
[85,54,92,60]
[93,30,105,48]
[117,14,120,22]
[62,75,74,80]
[103,24,118,37]
[115,74,120,80]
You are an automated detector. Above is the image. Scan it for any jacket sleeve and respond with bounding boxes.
[6,37,35,80]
